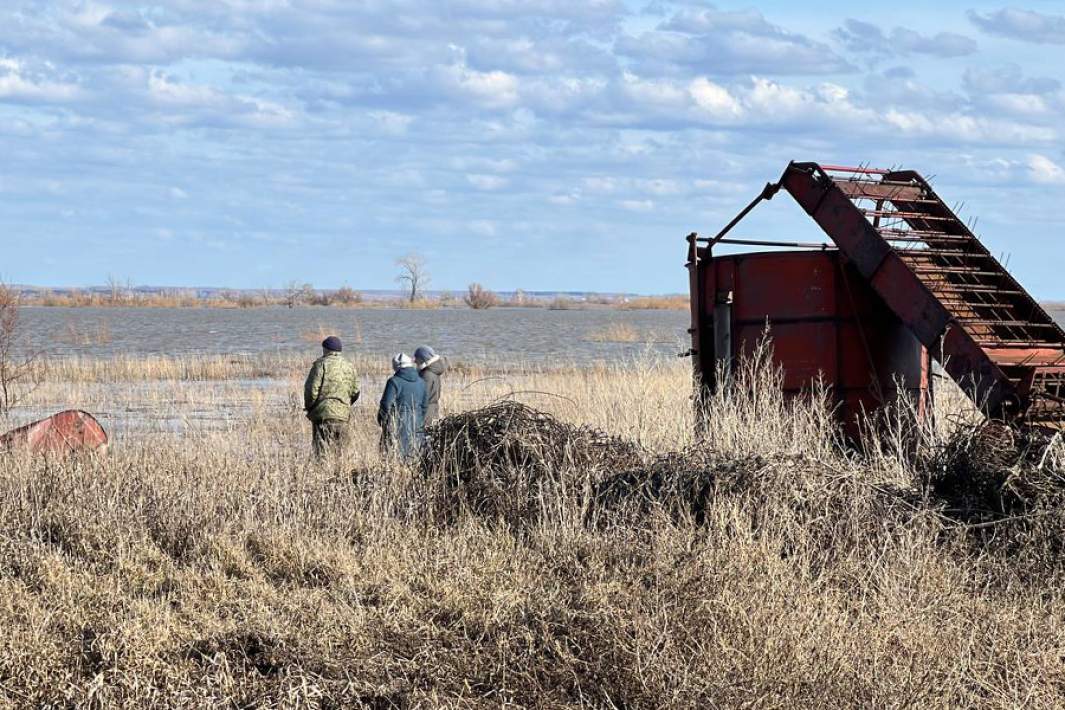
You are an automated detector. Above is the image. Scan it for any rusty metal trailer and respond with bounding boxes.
[688,161,1065,431]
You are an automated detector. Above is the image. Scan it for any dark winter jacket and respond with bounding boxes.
[419,357,448,424]
[377,367,429,457]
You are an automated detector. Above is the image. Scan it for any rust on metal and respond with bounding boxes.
[688,247,930,437]
[0,410,109,455]
[689,160,1065,431]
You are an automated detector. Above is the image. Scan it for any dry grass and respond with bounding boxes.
[584,322,645,343]
[2,351,1065,706]
[617,295,689,310]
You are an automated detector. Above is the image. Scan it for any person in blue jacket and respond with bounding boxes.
[377,352,429,459]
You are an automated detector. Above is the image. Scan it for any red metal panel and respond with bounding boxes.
[728,252,837,322]
[0,410,109,455]
[735,321,838,391]
[703,249,929,437]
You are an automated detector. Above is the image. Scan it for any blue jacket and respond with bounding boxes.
[377,367,429,456]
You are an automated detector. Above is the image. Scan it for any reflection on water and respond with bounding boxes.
[20,306,691,364]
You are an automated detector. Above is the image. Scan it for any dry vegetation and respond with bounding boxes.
[584,322,645,343]
[616,295,689,310]
[2,348,1065,707]
[19,289,693,311]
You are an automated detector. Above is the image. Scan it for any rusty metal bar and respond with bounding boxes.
[711,238,831,249]
[706,182,782,247]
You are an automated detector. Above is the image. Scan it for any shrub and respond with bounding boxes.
[464,283,500,310]
[332,287,363,306]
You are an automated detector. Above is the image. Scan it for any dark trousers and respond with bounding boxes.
[312,420,347,458]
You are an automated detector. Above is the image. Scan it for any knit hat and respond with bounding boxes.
[322,335,342,352]
[413,345,437,365]
[392,352,414,371]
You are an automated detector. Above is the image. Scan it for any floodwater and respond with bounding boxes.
[19,306,691,364]
[18,305,1065,365]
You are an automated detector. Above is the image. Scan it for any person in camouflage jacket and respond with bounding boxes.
[304,335,360,457]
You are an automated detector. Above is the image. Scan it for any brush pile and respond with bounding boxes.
[421,401,646,523]
[923,422,1065,522]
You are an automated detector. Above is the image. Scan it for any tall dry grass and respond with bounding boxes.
[1,352,1064,706]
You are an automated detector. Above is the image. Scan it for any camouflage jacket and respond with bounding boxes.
[304,353,360,422]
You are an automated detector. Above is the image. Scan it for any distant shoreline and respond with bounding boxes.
[15,293,690,311]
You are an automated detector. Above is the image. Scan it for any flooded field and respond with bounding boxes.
[21,306,690,364]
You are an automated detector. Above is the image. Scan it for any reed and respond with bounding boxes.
[584,322,644,343]
[1,354,1063,707]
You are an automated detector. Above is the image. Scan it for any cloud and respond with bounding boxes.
[617,6,853,75]
[963,65,1060,95]
[1027,154,1065,183]
[618,199,654,212]
[689,77,742,117]
[969,8,1065,44]
[466,174,509,190]
[143,71,298,128]
[835,19,977,58]
[2,0,1065,294]
[0,58,84,103]
[436,58,520,109]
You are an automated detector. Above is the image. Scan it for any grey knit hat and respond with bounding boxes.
[413,345,436,364]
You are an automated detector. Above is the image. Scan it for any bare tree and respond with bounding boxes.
[284,281,314,308]
[0,283,41,417]
[106,274,123,304]
[395,253,430,303]
[464,283,499,309]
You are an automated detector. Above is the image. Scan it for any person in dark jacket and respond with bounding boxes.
[377,353,429,459]
[303,335,360,458]
[414,345,448,424]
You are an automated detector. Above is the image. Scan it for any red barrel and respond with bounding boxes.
[689,248,930,436]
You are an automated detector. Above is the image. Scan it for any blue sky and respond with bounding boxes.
[3,1,1065,296]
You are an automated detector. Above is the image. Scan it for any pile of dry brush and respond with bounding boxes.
[422,401,1065,551]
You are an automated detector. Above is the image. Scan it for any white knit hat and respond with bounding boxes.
[391,352,415,371]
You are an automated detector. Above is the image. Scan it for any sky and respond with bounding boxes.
[2,1,1065,296]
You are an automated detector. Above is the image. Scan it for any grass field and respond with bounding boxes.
[1,352,1064,707]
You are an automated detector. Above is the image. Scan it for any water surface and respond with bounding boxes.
[21,306,691,365]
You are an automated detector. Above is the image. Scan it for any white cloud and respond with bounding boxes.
[618,199,654,212]
[1028,154,1065,184]
[466,174,509,190]
[688,77,742,118]
[0,58,83,103]
[439,60,520,109]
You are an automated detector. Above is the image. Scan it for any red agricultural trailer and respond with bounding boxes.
[688,161,1065,433]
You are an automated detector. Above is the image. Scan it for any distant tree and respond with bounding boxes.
[284,281,314,308]
[395,253,430,303]
[510,288,530,307]
[464,283,500,309]
[106,274,133,304]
